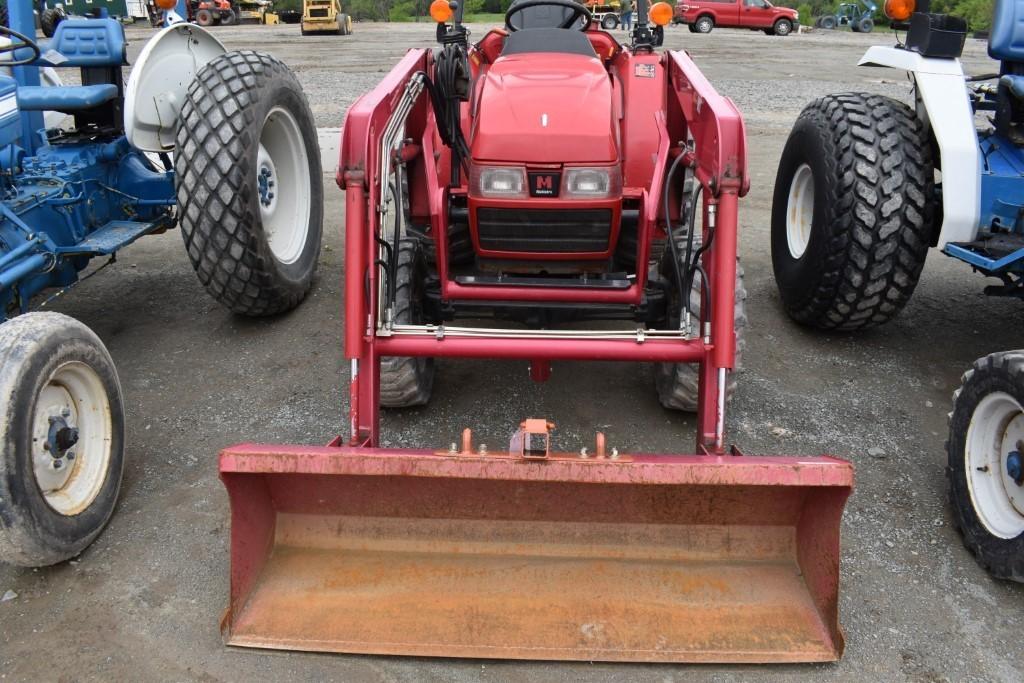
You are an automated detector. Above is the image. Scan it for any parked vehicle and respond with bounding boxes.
[0,0,322,567]
[673,0,798,35]
[771,0,1024,580]
[814,0,876,32]
[301,0,350,34]
[217,0,854,664]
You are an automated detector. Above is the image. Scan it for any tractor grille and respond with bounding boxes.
[309,8,329,16]
[476,208,612,253]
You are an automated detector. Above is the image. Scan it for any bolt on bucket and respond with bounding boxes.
[219,438,852,663]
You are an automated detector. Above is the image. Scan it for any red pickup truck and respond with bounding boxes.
[674,0,799,35]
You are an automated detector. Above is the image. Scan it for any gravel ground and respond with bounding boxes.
[1,20,1023,682]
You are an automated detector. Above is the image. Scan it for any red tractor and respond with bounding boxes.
[217,0,854,663]
[192,0,238,25]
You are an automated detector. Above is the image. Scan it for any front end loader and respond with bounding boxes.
[220,0,854,662]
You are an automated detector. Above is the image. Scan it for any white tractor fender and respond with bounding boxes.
[858,45,981,248]
[124,23,227,152]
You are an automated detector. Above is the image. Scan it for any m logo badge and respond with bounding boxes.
[528,172,560,197]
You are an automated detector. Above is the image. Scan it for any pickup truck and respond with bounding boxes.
[673,0,799,35]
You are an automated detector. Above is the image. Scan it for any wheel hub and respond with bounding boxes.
[257,106,312,266]
[786,163,814,259]
[31,362,113,516]
[1007,450,1023,487]
[257,150,278,212]
[966,393,1024,538]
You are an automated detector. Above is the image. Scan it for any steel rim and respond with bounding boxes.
[776,21,790,34]
[697,18,711,31]
[965,391,1024,539]
[786,163,814,259]
[31,361,113,516]
[258,105,312,265]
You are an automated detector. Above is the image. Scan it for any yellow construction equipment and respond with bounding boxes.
[301,0,351,34]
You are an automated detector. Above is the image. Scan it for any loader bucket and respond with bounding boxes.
[220,444,853,663]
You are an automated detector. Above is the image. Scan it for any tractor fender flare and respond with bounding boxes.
[858,45,980,248]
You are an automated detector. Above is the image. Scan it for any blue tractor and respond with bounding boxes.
[0,1,323,567]
[771,0,1024,579]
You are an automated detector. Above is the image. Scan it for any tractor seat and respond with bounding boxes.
[501,27,597,57]
[17,84,119,112]
[989,0,1024,65]
[40,17,128,67]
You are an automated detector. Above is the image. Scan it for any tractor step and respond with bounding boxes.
[454,274,632,289]
[944,232,1024,272]
[56,219,171,256]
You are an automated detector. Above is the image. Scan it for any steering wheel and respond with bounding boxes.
[505,0,593,32]
[0,26,42,67]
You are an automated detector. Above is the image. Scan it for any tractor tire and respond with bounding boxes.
[195,8,215,25]
[858,17,874,32]
[337,12,351,34]
[851,21,861,32]
[601,14,618,29]
[380,239,435,408]
[40,8,64,37]
[770,93,934,331]
[946,351,1024,582]
[773,18,793,35]
[344,13,353,33]
[221,9,238,25]
[820,14,836,28]
[655,242,747,412]
[694,15,713,33]
[0,313,125,568]
[175,51,324,317]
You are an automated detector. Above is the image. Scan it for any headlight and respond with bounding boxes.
[471,166,527,198]
[562,167,622,199]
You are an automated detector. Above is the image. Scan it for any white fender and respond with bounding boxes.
[124,23,226,152]
[858,46,980,248]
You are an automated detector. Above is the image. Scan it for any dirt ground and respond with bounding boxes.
[2,20,1023,682]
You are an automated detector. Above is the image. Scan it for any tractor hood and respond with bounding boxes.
[471,54,617,165]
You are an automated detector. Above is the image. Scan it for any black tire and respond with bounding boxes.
[0,313,125,567]
[175,51,324,317]
[946,351,1024,582]
[820,15,836,29]
[851,21,861,32]
[773,18,792,36]
[195,8,214,25]
[344,13,353,33]
[655,241,747,412]
[380,239,435,408]
[687,23,698,32]
[770,93,934,331]
[694,15,713,33]
[858,17,873,33]
[601,14,618,29]
[220,9,238,24]
[40,8,63,37]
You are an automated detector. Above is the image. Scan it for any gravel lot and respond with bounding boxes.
[2,20,1022,682]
